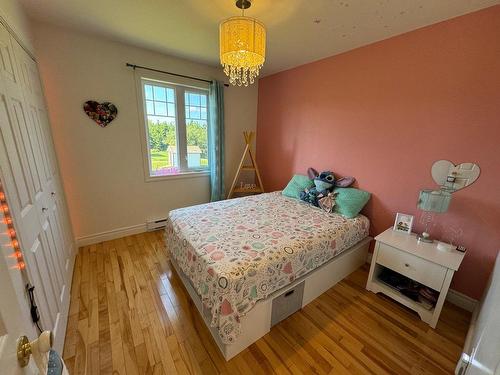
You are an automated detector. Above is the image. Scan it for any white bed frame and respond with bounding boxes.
[170,236,372,360]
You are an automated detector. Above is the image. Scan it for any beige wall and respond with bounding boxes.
[31,22,258,243]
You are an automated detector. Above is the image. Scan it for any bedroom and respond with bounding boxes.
[0,0,499,374]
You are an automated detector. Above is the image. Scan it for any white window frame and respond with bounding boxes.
[135,70,210,182]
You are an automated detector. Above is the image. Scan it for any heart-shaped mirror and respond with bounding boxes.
[83,101,118,127]
[431,160,480,192]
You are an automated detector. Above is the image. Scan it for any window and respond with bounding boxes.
[185,91,209,169]
[140,78,209,178]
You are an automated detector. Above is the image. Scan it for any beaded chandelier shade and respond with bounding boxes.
[219,15,266,86]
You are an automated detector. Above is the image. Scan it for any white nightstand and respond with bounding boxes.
[366,228,465,328]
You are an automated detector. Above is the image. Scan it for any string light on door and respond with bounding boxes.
[0,182,25,270]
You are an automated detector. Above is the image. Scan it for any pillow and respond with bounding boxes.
[282,174,315,199]
[333,187,371,218]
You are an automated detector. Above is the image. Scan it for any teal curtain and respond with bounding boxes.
[209,80,225,201]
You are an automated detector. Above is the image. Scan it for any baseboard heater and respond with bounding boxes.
[146,218,168,231]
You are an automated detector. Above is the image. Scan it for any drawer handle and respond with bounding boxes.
[404,263,410,267]
[284,290,294,297]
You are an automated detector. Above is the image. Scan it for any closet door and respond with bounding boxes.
[0,23,74,351]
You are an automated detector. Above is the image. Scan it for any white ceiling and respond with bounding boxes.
[20,0,500,76]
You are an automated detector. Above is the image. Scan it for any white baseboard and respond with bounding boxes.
[446,289,477,312]
[76,223,147,247]
[365,252,477,312]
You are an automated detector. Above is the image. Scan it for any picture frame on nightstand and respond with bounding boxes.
[393,213,414,234]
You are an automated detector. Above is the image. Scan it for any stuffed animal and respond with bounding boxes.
[318,191,338,213]
[299,168,355,210]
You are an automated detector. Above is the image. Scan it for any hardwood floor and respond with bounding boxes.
[63,231,471,374]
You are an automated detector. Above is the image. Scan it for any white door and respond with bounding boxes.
[0,21,74,356]
[0,208,37,374]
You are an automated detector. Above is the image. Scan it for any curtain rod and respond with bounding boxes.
[126,63,229,87]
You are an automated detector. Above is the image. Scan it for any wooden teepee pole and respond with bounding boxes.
[227,131,264,198]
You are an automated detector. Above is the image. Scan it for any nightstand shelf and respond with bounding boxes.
[371,278,435,320]
[366,228,465,328]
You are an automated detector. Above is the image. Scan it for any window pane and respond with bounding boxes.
[186,121,208,169]
[189,93,200,106]
[154,101,167,116]
[189,106,201,119]
[167,88,175,102]
[167,103,176,117]
[146,100,154,115]
[145,85,153,100]
[147,118,178,176]
[185,92,208,169]
[153,86,166,101]
[145,83,179,176]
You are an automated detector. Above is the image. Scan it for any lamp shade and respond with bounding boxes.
[417,189,451,213]
[219,16,266,86]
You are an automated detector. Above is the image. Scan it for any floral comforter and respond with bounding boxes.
[165,192,369,344]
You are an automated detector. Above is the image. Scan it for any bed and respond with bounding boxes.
[165,191,371,360]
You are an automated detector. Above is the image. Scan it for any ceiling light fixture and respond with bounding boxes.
[219,0,266,86]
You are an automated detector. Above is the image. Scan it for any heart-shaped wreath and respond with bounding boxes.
[83,101,118,127]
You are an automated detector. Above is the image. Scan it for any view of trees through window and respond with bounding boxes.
[144,82,209,176]
[147,120,208,172]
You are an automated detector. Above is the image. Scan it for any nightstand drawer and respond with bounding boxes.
[377,243,447,291]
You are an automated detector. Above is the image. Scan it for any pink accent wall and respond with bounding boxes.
[256,6,500,299]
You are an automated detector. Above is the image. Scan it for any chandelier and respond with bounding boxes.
[219,0,266,86]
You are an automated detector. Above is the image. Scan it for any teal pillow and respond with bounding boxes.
[334,188,371,218]
[282,174,314,199]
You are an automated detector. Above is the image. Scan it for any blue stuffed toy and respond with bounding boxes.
[299,168,355,210]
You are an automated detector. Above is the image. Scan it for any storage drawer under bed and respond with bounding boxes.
[271,281,305,327]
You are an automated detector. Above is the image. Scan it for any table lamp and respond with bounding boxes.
[416,189,451,243]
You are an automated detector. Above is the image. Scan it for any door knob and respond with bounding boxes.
[17,331,53,368]
[42,207,48,212]
[51,192,55,196]
[17,335,31,367]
